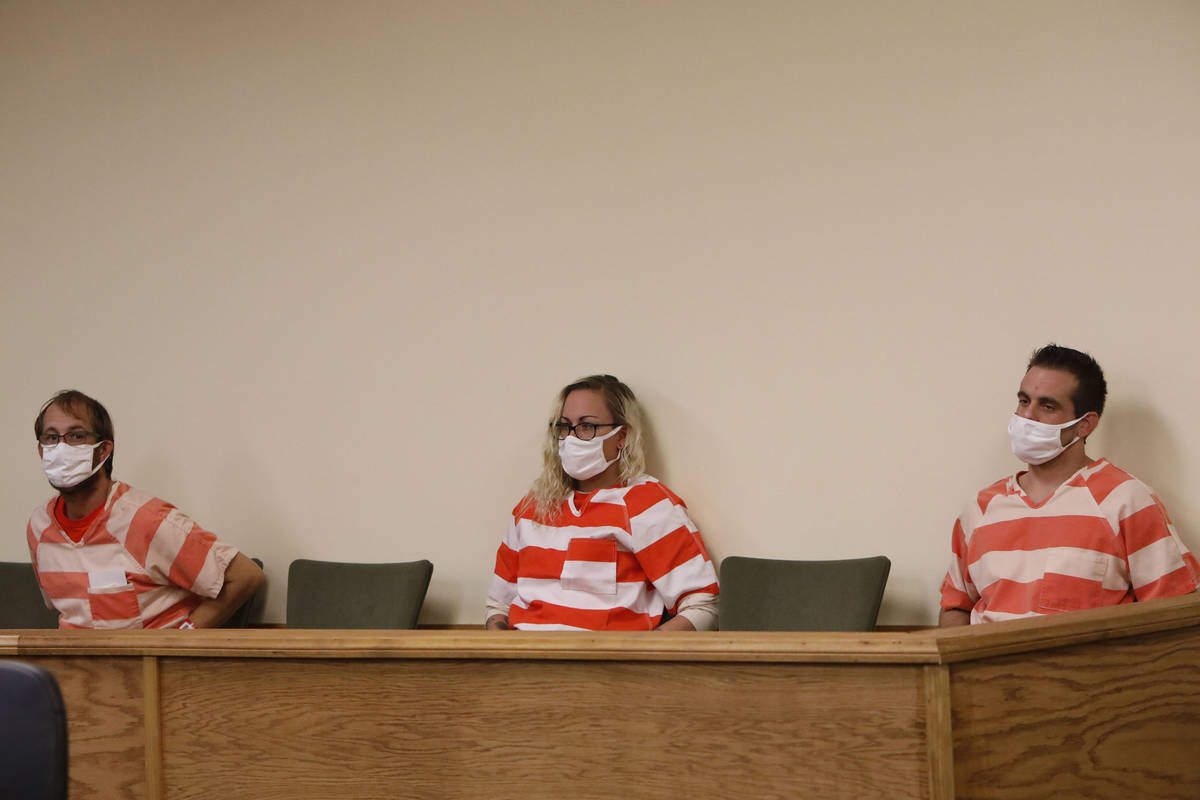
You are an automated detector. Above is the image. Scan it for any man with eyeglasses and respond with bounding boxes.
[26,389,264,629]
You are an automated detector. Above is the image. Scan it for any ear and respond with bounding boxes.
[616,426,628,451]
[1077,412,1100,440]
[96,440,114,466]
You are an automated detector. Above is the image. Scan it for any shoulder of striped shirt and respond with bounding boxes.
[618,475,691,512]
[595,474,658,499]
[559,475,677,507]
[29,495,55,528]
[29,484,179,537]
[973,475,1014,516]
[970,461,1134,515]
[1083,457,1118,475]
[1079,457,1151,485]
[1079,459,1152,506]
[110,482,169,515]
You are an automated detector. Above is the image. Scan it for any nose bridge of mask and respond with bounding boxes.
[1014,413,1085,436]
[41,440,96,459]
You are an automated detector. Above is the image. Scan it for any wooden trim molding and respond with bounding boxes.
[142,657,164,800]
[11,628,943,663]
[931,592,1200,664]
[923,664,955,800]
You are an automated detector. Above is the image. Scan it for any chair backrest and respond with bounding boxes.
[286,559,433,629]
[0,660,69,800]
[719,555,891,632]
[0,562,60,629]
[221,557,265,629]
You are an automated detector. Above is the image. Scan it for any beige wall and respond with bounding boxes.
[2,1,1198,625]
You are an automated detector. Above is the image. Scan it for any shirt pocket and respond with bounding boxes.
[560,537,618,596]
[1038,550,1107,613]
[87,582,143,627]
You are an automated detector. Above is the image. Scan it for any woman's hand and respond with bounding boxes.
[655,615,696,631]
[485,614,512,630]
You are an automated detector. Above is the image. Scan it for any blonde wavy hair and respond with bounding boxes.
[527,374,647,521]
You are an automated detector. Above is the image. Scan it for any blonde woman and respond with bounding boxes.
[486,375,719,631]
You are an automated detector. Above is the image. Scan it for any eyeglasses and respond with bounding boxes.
[37,431,99,447]
[552,421,619,441]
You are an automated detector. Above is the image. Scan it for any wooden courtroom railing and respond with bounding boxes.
[3,592,1199,800]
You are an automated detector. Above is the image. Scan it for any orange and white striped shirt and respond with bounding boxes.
[487,475,720,631]
[941,459,1199,624]
[26,481,238,629]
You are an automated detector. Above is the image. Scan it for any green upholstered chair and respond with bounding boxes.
[718,555,891,632]
[286,559,433,629]
[221,557,265,629]
[0,562,60,629]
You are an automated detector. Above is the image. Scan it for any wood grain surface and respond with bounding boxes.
[951,625,1200,799]
[158,657,929,800]
[8,597,1199,800]
[22,655,148,800]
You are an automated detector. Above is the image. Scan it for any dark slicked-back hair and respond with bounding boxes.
[1027,344,1107,417]
[34,390,115,477]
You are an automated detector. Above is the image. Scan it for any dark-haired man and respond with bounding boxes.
[940,345,1198,626]
[26,390,264,629]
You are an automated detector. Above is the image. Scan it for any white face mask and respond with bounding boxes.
[41,441,109,489]
[1008,413,1085,465]
[558,425,623,481]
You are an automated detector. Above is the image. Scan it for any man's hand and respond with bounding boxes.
[189,553,266,628]
[485,614,511,630]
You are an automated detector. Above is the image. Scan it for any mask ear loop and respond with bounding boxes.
[1060,415,1088,451]
[1073,413,1096,444]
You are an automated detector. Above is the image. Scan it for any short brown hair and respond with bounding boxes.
[35,390,115,478]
